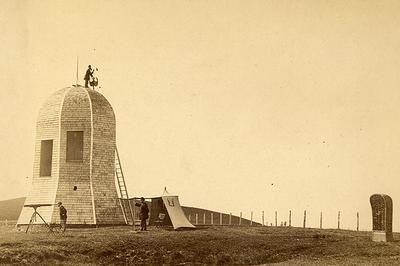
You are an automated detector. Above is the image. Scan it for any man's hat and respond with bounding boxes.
[57,202,62,206]
[140,197,144,201]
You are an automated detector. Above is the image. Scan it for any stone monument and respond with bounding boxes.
[370,194,393,242]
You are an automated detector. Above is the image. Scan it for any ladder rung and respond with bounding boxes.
[116,148,131,212]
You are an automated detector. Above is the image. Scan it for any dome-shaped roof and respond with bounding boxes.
[37,85,115,126]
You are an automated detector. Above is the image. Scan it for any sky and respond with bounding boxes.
[1,0,400,230]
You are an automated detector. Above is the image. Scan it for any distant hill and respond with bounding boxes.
[0,197,258,226]
[182,206,260,226]
[0,197,25,220]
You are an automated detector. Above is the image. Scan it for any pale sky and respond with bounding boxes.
[2,0,400,230]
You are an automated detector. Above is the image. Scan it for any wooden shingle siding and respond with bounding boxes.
[88,89,125,224]
[18,87,69,225]
[18,86,125,226]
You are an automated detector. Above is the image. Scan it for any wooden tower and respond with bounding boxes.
[18,86,125,226]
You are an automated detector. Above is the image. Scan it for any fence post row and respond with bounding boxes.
[186,210,361,230]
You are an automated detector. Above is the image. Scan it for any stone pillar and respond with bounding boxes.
[370,194,393,242]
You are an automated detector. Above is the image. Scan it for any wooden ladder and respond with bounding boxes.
[115,148,135,225]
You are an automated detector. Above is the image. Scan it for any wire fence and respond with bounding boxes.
[185,210,361,231]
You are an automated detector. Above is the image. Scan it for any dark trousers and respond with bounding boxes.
[140,218,147,231]
[84,79,89,88]
[60,218,67,232]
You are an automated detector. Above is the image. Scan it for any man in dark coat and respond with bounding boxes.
[135,197,149,231]
[57,202,67,232]
[84,65,93,88]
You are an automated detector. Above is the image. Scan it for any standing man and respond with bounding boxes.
[135,197,149,231]
[57,202,67,233]
[84,65,93,88]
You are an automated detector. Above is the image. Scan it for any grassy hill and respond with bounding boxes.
[0,197,25,220]
[0,225,397,265]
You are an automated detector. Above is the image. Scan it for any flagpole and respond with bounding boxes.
[76,56,79,86]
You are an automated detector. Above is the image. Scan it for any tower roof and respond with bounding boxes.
[37,85,115,125]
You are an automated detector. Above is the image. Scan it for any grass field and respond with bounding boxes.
[1,223,400,265]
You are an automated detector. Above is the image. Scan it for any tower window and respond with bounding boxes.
[40,140,53,176]
[66,131,84,161]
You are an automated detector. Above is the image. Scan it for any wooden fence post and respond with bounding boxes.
[195,213,198,225]
[220,213,222,225]
[211,213,214,225]
[357,212,359,231]
[229,213,232,225]
[303,210,306,228]
[275,211,277,227]
[262,211,265,226]
[203,213,206,224]
[320,212,322,229]
[337,211,340,229]
[250,211,253,226]
[239,212,242,225]
[289,210,292,227]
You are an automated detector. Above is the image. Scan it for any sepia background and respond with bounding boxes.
[1,0,400,230]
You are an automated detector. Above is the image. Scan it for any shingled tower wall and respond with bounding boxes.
[17,86,125,226]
